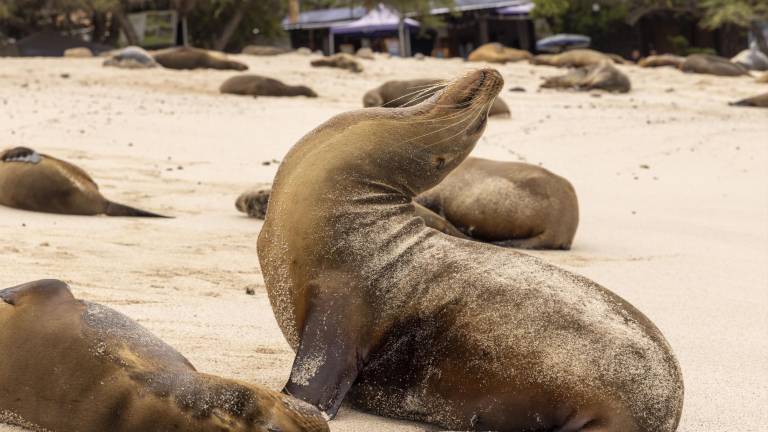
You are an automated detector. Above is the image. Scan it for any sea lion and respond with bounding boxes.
[64,47,93,58]
[153,46,248,71]
[242,45,291,56]
[729,92,768,108]
[541,61,631,93]
[416,157,578,249]
[638,54,686,68]
[467,42,532,63]
[236,187,467,238]
[0,279,329,432]
[756,73,768,83]
[220,75,318,98]
[103,46,158,69]
[0,147,167,217]
[257,68,684,431]
[356,47,375,60]
[310,53,363,73]
[679,54,749,76]
[363,78,510,117]
[531,49,618,68]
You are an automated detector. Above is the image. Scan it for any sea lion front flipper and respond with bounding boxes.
[1,146,42,164]
[283,278,370,418]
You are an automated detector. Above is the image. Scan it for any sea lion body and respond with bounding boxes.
[468,42,532,63]
[220,75,318,98]
[680,54,749,76]
[153,46,248,71]
[258,69,683,431]
[363,78,510,117]
[0,280,328,432]
[541,61,631,93]
[0,147,166,217]
[758,73,768,83]
[310,54,363,73]
[242,45,290,56]
[729,92,768,108]
[416,157,579,249]
[639,54,686,68]
[531,49,617,68]
[103,46,158,69]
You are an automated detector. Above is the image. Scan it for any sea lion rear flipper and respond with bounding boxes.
[1,146,42,164]
[283,280,369,418]
[104,201,172,218]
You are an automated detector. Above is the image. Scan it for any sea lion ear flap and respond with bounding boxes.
[0,279,73,306]
[282,278,370,419]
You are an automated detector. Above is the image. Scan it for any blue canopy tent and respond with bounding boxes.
[536,33,591,53]
[330,4,420,56]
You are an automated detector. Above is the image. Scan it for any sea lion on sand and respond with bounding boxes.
[0,147,167,217]
[729,92,768,108]
[756,73,768,83]
[310,53,363,73]
[0,279,329,432]
[468,42,532,63]
[531,49,618,68]
[541,61,631,93]
[363,78,510,117]
[221,75,318,98]
[153,46,248,71]
[416,157,578,249]
[258,68,684,431]
[639,54,686,68]
[242,45,291,56]
[679,54,749,76]
[103,46,158,69]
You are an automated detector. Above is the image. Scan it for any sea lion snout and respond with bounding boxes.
[438,68,504,109]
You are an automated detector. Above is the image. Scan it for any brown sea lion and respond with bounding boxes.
[416,157,578,249]
[152,46,248,71]
[639,54,686,68]
[729,92,768,108]
[310,53,363,73]
[0,279,329,432]
[468,42,532,63]
[236,187,467,238]
[257,68,684,431]
[220,75,318,98]
[541,61,631,93]
[242,45,291,56]
[531,48,618,68]
[362,78,510,117]
[756,73,768,83]
[679,54,749,77]
[0,147,168,217]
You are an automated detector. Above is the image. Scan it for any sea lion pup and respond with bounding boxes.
[530,48,618,68]
[639,54,686,68]
[0,279,329,432]
[152,46,248,71]
[220,75,318,98]
[0,147,168,217]
[310,53,363,73]
[103,46,158,69]
[541,61,631,93]
[416,157,578,249]
[257,68,684,431]
[363,78,510,117]
[729,92,768,108]
[467,42,532,63]
[236,187,468,238]
[679,53,749,77]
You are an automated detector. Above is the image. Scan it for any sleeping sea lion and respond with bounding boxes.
[0,279,329,432]
[220,75,318,98]
[638,54,686,68]
[467,43,532,63]
[729,92,768,108]
[362,78,510,117]
[103,46,158,69]
[242,45,291,56]
[416,157,578,249]
[0,147,168,217]
[257,68,684,431]
[541,61,631,93]
[531,49,619,68]
[153,46,248,71]
[310,54,363,73]
[679,54,749,77]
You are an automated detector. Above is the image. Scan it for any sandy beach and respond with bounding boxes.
[0,52,766,431]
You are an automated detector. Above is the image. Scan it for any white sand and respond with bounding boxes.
[0,53,766,431]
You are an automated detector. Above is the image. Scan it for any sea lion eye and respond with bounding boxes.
[435,157,446,170]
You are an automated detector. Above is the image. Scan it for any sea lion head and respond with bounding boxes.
[296,85,318,98]
[362,89,383,107]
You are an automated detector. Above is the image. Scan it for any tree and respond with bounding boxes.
[186,0,285,51]
[699,0,768,55]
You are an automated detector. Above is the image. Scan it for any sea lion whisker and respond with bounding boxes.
[403,104,482,144]
[385,83,449,107]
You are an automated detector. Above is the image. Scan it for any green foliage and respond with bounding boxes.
[187,0,285,49]
[361,0,454,29]
[531,0,628,35]
[699,0,768,29]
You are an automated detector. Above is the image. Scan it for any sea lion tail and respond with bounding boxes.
[105,201,171,218]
